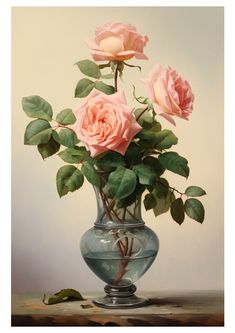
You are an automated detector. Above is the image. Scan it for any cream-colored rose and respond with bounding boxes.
[88,21,148,62]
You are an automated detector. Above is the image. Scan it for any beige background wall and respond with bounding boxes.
[12,7,223,292]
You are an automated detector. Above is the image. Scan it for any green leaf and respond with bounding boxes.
[170,198,185,225]
[144,193,157,210]
[38,136,60,159]
[76,59,101,79]
[81,161,100,187]
[133,164,157,186]
[56,165,84,197]
[43,288,85,305]
[136,129,177,149]
[58,128,79,148]
[24,119,52,145]
[52,130,60,143]
[115,184,145,208]
[185,186,206,197]
[148,121,162,132]
[136,122,162,138]
[65,169,84,192]
[124,142,143,166]
[153,191,175,217]
[96,151,125,170]
[136,128,157,140]
[153,130,178,150]
[185,198,205,223]
[101,73,114,79]
[107,167,137,200]
[58,147,89,164]
[75,78,95,98]
[22,95,53,121]
[95,81,115,95]
[56,109,76,125]
[154,178,169,198]
[143,156,165,176]
[158,152,190,178]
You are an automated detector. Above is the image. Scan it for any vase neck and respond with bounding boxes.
[93,186,144,228]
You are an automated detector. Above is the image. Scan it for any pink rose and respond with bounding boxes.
[145,64,194,125]
[88,22,148,62]
[73,89,142,157]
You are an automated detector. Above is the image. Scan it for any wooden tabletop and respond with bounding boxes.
[11,290,224,326]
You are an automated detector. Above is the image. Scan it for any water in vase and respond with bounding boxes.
[84,249,157,286]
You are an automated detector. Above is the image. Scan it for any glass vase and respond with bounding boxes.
[80,186,159,308]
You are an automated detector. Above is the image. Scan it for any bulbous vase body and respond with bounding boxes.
[80,187,159,308]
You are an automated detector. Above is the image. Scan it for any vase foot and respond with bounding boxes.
[93,284,149,309]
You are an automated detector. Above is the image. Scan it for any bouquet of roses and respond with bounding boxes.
[22,22,206,225]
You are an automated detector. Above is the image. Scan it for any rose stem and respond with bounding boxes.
[99,192,126,258]
[110,207,123,223]
[99,191,127,272]
[122,207,127,221]
[99,192,129,284]
[136,106,148,121]
[113,233,125,257]
[114,65,118,92]
[124,236,129,256]
[99,198,124,223]
[128,237,134,257]
[134,200,138,217]
[113,236,134,285]
[102,194,123,223]
[126,208,136,219]
[113,206,135,284]
[100,189,113,221]
[99,199,115,222]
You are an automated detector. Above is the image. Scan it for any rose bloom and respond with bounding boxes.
[88,22,148,62]
[73,89,142,157]
[145,64,194,125]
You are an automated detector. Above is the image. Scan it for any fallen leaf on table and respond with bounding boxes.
[42,288,85,305]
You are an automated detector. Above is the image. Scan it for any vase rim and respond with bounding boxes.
[94,221,145,229]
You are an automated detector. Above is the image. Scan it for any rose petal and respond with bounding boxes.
[159,113,176,126]
[73,90,142,156]
[144,64,194,124]
[89,21,148,61]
